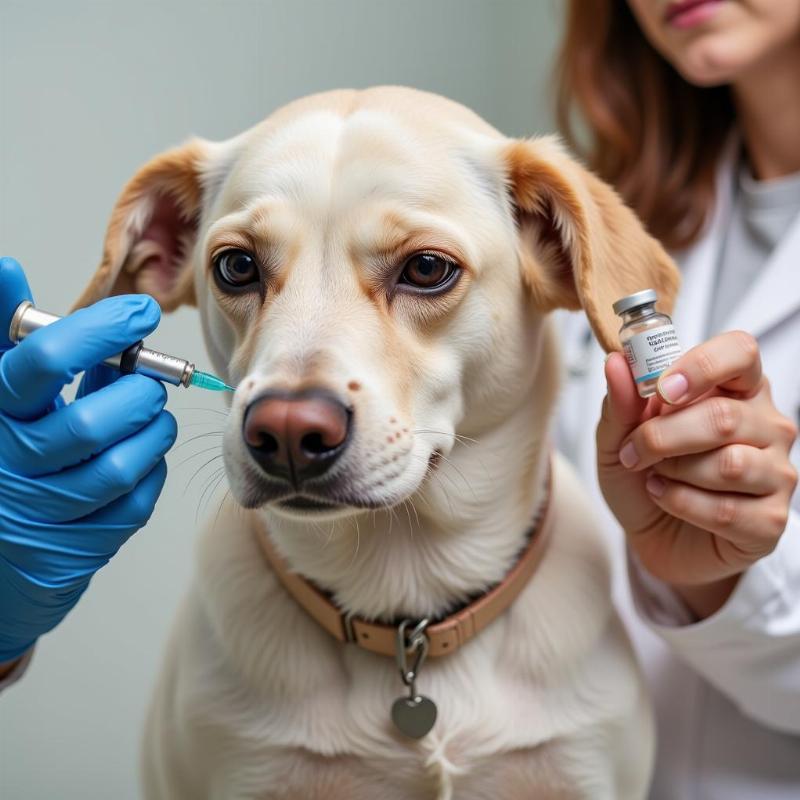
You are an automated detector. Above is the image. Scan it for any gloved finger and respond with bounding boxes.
[2,459,170,592]
[76,363,121,398]
[0,257,34,352]
[74,458,169,551]
[0,577,79,659]
[0,410,176,523]
[0,550,89,636]
[0,374,168,476]
[0,294,161,421]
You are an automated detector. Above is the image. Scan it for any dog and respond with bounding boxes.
[77,87,679,799]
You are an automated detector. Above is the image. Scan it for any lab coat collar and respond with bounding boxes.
[670,137,737,348]
[676,135,800,342]
[723,211,800,339]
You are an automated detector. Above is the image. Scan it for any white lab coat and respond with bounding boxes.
[557,146,800,799]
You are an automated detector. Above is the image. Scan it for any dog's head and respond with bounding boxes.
[78,87,678,519]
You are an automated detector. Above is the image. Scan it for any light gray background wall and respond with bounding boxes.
[0,1,562,797]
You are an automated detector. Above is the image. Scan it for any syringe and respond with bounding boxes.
[8,300,234,392]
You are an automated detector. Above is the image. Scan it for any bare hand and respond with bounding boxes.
[597,331,798,618]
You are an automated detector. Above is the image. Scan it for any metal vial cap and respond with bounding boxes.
[612,289,658,316]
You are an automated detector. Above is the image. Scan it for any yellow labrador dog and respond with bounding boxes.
[77,87,678,799]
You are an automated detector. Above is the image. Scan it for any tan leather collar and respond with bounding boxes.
[254,458,554,659]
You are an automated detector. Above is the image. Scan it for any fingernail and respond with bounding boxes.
[646,474,666,497]
[619,441,639,468]
[659,372,688,404]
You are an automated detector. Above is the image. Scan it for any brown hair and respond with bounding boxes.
[555,1,735,251]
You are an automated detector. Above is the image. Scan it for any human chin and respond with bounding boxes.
[671,32,754,86]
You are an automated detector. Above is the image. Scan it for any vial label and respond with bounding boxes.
[623,324,682,384]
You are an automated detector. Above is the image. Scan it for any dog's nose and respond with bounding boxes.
[243,390,351,482]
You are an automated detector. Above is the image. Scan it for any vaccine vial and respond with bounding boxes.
[613,289,682,398]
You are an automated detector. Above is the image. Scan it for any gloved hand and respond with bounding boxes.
[0,257,178,662]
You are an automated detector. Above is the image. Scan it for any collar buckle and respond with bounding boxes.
[343,611,357,643]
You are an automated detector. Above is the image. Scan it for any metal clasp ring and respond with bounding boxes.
[396,618,430,694]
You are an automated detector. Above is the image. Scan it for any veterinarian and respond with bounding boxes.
[556,1,800,797]
[0,256,177,686]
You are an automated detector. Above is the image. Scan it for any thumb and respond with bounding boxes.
[596,351,648,466]
[0,257,34,352]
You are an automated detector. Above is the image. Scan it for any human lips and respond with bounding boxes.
[665,0,725,29]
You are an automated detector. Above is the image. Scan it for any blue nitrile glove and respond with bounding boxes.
[0,257,178,662]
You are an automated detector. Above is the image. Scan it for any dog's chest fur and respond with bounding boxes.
[142,456,652,799]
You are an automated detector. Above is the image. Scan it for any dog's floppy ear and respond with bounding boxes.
[503,136,680,352]
[74,138,212,312]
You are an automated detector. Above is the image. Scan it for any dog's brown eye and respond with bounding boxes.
[399,253,457,291]
[214,249,259,289]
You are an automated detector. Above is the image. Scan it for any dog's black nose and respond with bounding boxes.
[243,389,351,483]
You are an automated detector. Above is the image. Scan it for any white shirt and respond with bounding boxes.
[556,150,800,799]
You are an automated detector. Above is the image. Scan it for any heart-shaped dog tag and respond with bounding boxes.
[391,694,437,739]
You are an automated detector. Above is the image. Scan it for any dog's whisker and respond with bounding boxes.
[178,423,225,441]
[193,477,220,525]
[412,429,478,447]
[173,406,230,417]
[186,459,224,493]
[392,504,403,535]
[416,434,498,480]
[195,474,216,524]
[173,444,225,470]
[435,451,479,502]
[407,450,469,515]
[407,453,442,497]
[172,431,225,453]
[406,497,421,530]
[312,519,333,545]
[414,490,434,512]
[194,466,225,516]
[324,522,336,548]
[183,455,225,496]
[426,468,457,518]
[201,472,228,521]
[436,464,462,494]
[412,428,501,479]
[346,516,361,570]
[402,499,417,539]
[213,488,231,533]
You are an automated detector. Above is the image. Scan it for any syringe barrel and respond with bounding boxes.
[134,347,193,386]
[9,302,59,341]
[8,300,194,387]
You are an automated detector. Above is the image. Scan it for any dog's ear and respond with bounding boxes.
[502,136,680,352]
[74,138,212,312]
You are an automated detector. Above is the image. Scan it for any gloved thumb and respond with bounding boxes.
[596,351,648,467]
[0,257,34,352]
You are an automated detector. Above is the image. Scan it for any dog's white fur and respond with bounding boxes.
[78,87,679,799]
